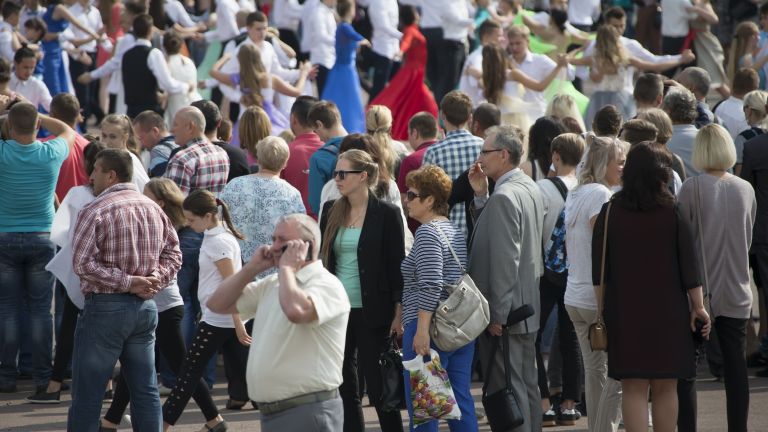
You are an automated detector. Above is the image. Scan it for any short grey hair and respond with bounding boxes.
[678,67,711,98]
[277,214,321,260]
[255,136,290,172]
[178,106,207,134]
[662,86,697,124]
[486,125,524,165]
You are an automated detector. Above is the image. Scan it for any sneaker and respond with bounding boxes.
[123,414,131,426]
[557,408,580,426]
[543,408,557,427]
[26,390,61,404]
[158,383,172,396]
[475,407,485,420]
[103,389,114,403]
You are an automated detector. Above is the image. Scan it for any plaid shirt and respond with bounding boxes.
[73,183,182,294]
[422,129,483,237]
[164,137,230,195]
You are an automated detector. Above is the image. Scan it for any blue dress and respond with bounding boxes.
[321,23,365,134]
[42,5,69,95]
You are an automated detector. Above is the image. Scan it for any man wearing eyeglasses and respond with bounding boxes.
[466,125,544,432]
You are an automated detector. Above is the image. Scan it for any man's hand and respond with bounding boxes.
[77,72,93,84]
[279,240,309,272]
[129,276,161,299]
[468,162,489,197]
[486,323,503,336]
[247,244,278,274]
[0,94,13,112]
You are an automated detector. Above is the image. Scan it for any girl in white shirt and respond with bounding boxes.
[161,190,248,431]
[100,114,149,191]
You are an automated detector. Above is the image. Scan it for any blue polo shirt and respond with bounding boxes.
[0,137,69,232]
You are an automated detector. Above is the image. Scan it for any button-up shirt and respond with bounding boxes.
[130,38,190,94]
[0,21,15,62]
[714,96,748,140]
[459,46,484,106]
[309,2,337,69]
[661,0,695,38]
[368,0,401,58]
[399,0,442,28]
[73,182,182,294]
[204,0,240,42]
[568,0,601,27]
[513,51,575,120]
[90,32,136,94]
[282,132,324,218]
[64,2,103,53]
[165,0,196,27]
[272,0,303,31]
[19,5,46,30]
[441,0,473,42]
[299,0,319,53]
[422,129,483,237]
[10,74,52,112]
[164,137,230,195]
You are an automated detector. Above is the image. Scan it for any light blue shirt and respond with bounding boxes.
[334,227,362,308]
[0,137,69,232]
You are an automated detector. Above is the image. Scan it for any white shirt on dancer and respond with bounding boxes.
[309,2,336,69]
[165,0,197,28]
[272,0,303,32]
[568,0,601,27]
[368,0,401,59]
[299,0,319,53]
[441,0,473,42]
[65,2,103,53]
[661,0,695,38]
[0,22,14,62]
[130,39,190,94]
[399,0,441,28]
[459,46,484,106]
[204,0,240,42]
[513,50,575,120]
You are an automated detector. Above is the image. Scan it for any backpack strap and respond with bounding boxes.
[545,177,569,202]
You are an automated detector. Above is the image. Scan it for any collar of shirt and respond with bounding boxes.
[494,168,522,189]
[514,51,533,66]
[445,129,472,139]
[183,137,208,148]
[295,260,325,284]
[415,140,437,151]
[99,182,139,198]
[135,38,152,47]
[205,224,228,237]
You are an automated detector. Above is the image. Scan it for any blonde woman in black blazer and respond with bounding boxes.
[320,149,405,432]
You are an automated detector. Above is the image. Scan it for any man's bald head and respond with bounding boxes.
[171,106,206,144]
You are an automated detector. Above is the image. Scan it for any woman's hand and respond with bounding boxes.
[413,327,431,356]
[390,303,404,337]
[234,319,252,346]
[690,307,711,339]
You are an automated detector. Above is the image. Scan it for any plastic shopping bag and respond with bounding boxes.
[403,349,462,426]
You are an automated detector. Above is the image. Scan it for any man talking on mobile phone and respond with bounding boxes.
[207,213,350,431]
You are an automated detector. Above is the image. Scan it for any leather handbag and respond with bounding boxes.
[429,223,490,352]
[482,334,525,431]
[589,201,612,352]
[379,335,405,412]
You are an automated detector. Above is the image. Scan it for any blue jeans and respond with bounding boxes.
[0,232,55,389]
[165,228,215,389]
[402,320,478,432]
[68,294,161,432]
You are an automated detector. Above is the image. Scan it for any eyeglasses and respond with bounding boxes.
[479,148,504,155]
[333,170,364,180]
[405,190,422,201]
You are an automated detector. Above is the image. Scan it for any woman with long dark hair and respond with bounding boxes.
[520,116,566,180]
[593,142,710,431]
[320,149,405,432]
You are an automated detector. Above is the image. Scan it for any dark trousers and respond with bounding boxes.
[339,309,403,432]
[105,306,219,425]
[421,27,443,93]
[316,65,331,98]
[535,277,583,401]
[69,51,104,126]
[278,28,301,56]
[162,321,249,425]
[677,316,748,432]
[370,51,394,101]
[662,36,689,77]
[434,40,465,105]
[50,292,79,383]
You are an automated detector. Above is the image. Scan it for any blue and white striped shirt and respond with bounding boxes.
[400,221,467,327]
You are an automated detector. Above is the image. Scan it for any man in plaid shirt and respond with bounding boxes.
[70,149,182,430]
[164,106,230,196]
[422,91,484,237]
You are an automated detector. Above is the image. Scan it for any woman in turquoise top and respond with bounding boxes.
[320,149,405,432]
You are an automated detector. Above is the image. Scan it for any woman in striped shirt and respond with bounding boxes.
[400,165,478,431]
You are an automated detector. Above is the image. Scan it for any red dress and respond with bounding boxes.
[369,25,438,141]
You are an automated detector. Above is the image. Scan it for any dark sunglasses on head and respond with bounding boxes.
[405,190,422,201]
[333,170,364,180]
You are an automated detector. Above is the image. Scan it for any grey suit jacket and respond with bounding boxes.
[467,169,544,335]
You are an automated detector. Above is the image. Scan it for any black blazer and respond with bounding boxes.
[320,195,405,328]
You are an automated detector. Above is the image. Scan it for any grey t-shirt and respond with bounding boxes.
[678,174,756,319]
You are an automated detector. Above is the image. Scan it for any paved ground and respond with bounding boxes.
[1,365,768,431]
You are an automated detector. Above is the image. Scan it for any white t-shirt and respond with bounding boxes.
[563,183,613,310]
[199,225,243,328]
[237,260,351,402]
[129,152,149,192]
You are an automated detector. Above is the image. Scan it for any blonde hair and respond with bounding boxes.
[237,44,270,107]
[144,178,186,230]
[255,136,290,172]
[728,22,760,83]
[594,25,628,75]
[742,90,768,128]
[238,106,272,157]
[506,24,530,41]
[278,129,295,143]
[546,94,586,133]
[102,114,140,157]
[365,105,396,178]
[321,150,379,264]
[579,136,629,187]
[637,108,673,144]
[693,124,737,171]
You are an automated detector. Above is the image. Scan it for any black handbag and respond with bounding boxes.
[481,334,525,431]
[379,335,405,412]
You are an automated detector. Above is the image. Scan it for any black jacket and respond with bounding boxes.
[320,195,405,328]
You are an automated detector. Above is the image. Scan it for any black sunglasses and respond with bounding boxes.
[479,148,504,155]
[405,190,422,201]
[333,170,364,180]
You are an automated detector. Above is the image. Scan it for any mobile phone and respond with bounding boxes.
[281,242,313,261]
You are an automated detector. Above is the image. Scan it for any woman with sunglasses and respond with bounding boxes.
[400,165,478,431]
[320,149,405,432]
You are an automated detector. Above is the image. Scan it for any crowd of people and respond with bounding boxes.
[1,0,768,431]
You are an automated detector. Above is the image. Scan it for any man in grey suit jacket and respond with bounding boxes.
[467,125,544,432]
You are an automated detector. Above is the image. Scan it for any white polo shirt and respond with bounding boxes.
[200,225,244,328]
[237,260,350,402]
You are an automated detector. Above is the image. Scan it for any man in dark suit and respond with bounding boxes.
[467,125,544,432]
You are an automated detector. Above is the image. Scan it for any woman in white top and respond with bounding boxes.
[100,114,149,191]
[163,31,201,126]
[563,136,628,432]
[733,90,768,176]
[162,190,247,431]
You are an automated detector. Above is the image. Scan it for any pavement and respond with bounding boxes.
[1,365,768,431]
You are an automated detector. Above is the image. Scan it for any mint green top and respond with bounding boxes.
[334,227,362,308]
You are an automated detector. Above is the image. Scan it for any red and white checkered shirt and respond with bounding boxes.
[72,183,182,294]
[164,137,230,195]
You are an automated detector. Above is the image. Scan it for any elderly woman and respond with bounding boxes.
[593,142,710,432]
[663,87,700,176]
[678,124,755,432]
[734,90,768,176]
[219,136,306,273]
[400,165,477,431]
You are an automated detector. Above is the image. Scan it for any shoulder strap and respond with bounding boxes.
[595,201,612,322]
[545,177,568,202]
[694,177,710,302]
[432,222,465,273]
[481,335,514,395]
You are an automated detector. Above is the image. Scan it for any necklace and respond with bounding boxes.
[347,210,364,228]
